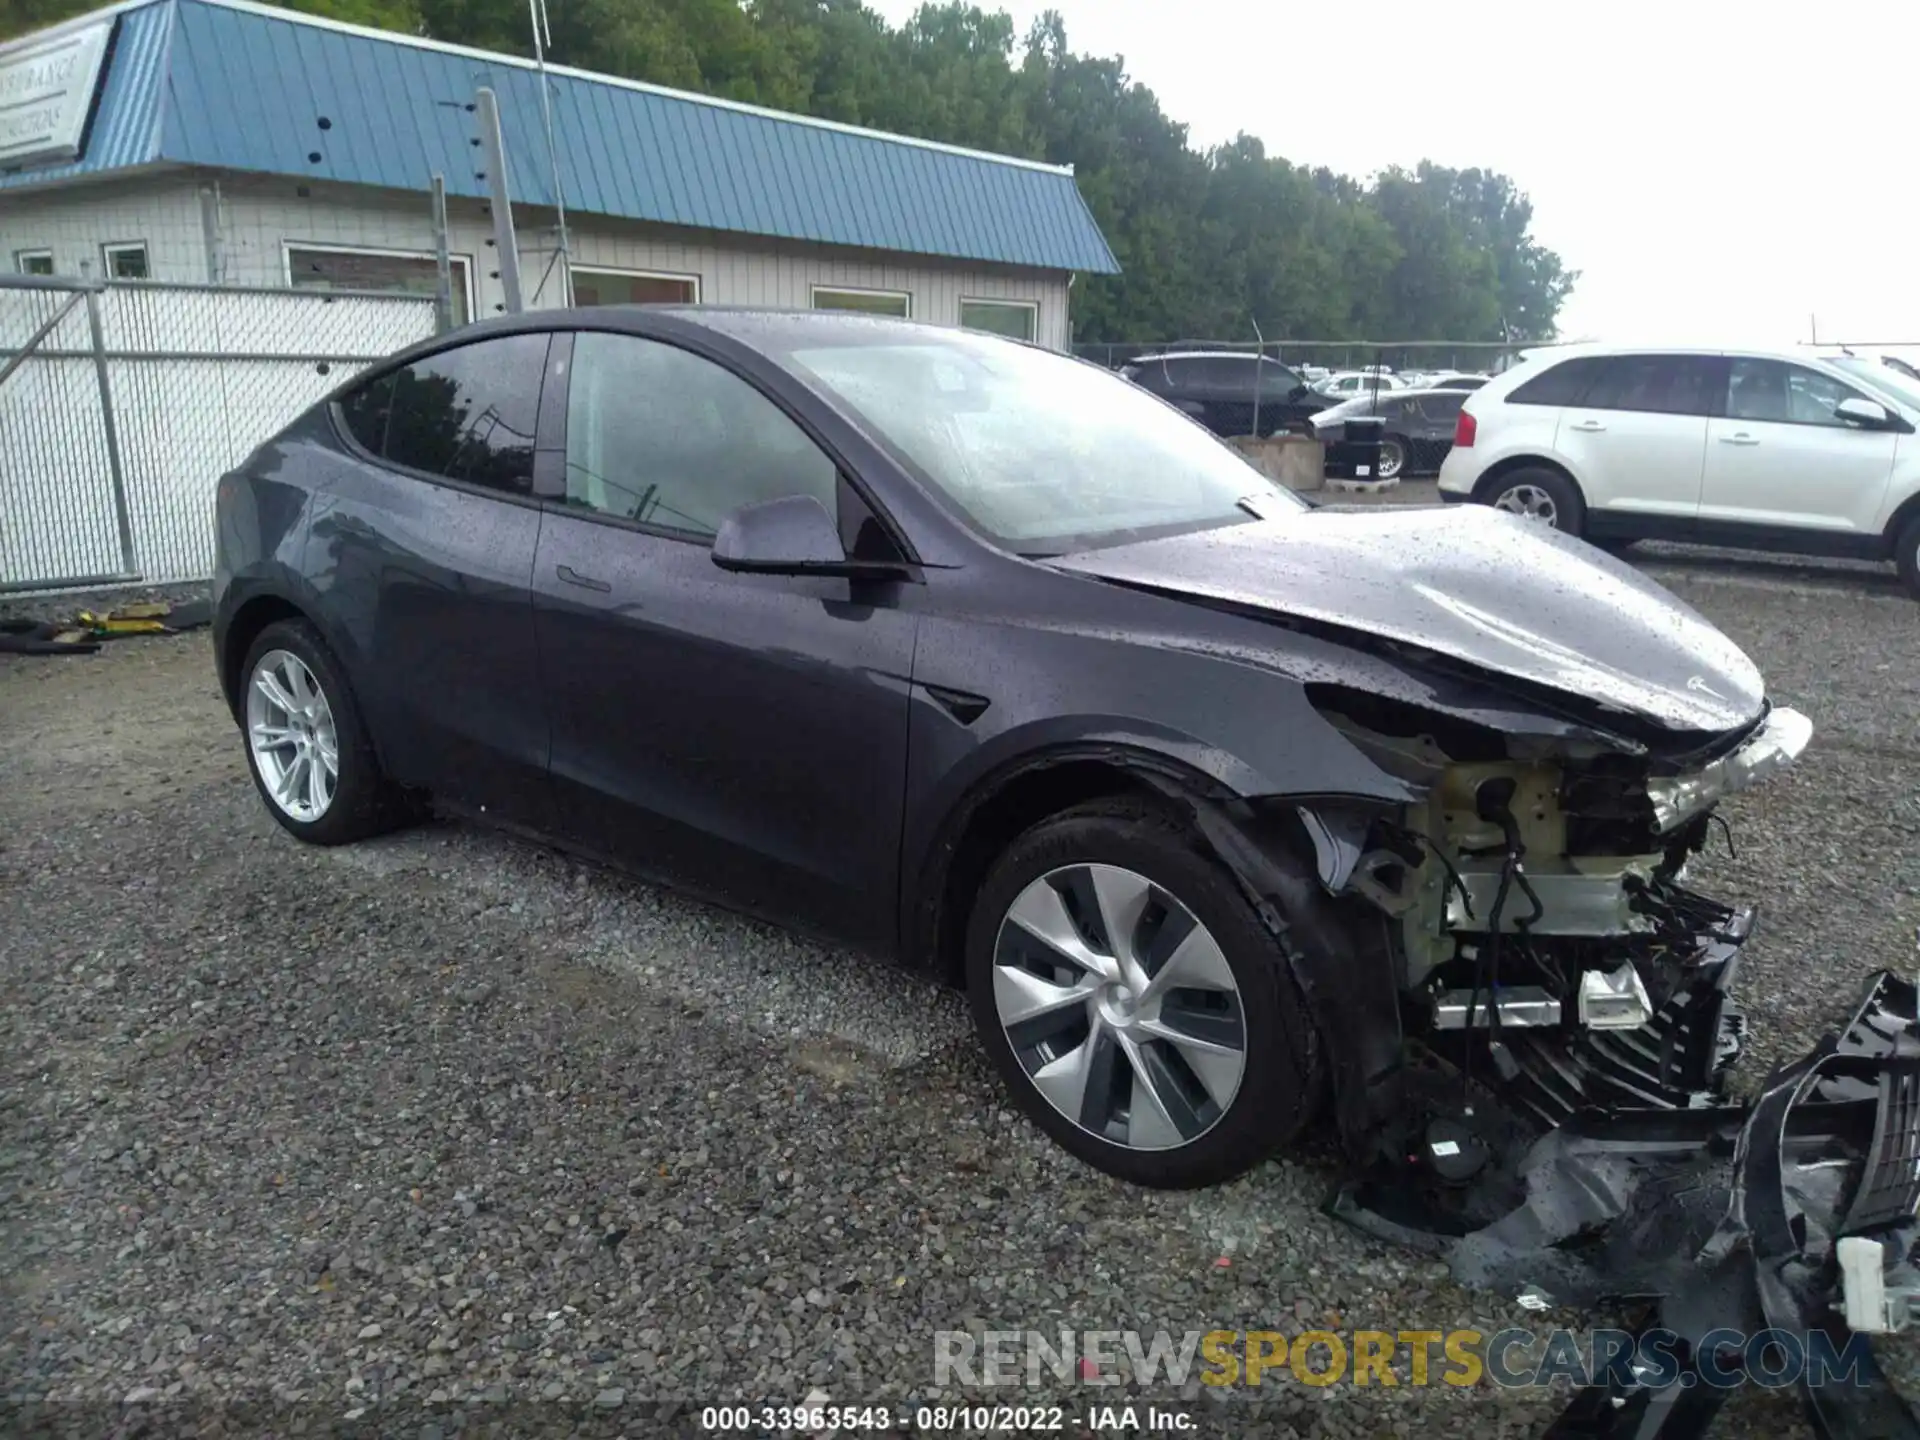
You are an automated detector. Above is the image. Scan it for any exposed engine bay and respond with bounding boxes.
[1179,688,1920,1438]
[1321,691,1810,1139]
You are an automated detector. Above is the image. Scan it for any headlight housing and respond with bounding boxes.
[1646,706,1813,834]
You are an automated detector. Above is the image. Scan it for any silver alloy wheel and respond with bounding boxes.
[1493,482,1560,526]
[247,648,339,822]
[992,863,1246,1151]
[1377,439,1405,480]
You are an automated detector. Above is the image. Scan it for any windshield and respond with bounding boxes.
[1831,357,1920,414]
[781,331,1307,553]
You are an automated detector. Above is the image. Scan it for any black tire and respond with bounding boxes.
[1377,436,1408,481]
[964,797,1323,1189]
[239,618,410,845]
[1480,465,1586,536]
[1897,515,1920,600]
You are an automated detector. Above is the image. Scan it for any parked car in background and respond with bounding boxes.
[1438,344,1920,594]
[1419,372,1491,392]
[1859,351,1920,384]
[1310,387,1472,480]
[1119,351,1322,436]
[1313,370,1407,398]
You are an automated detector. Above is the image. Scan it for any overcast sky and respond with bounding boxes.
[868,0,1920,349]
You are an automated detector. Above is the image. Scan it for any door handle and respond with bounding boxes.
[1567,419,1606,433]
[555,564,611,593]
[1719,433,1760,446]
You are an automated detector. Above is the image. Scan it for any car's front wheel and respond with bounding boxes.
[965,798,1322,1188]
[1483,465,1584,535]
[241,619,410,845]
[1377,436,1407,481]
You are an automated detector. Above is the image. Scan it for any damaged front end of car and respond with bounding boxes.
[1183,668,1920,1437]
[1048,509,1918,1432]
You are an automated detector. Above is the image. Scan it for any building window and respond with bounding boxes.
[570,267,699,307]
[14,249,54,275]
[811,285,910,318]
[101,242,149,279]
[959,298,1038,342]
[286,244,473,326]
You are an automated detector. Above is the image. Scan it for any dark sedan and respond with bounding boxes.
[215,308,1814,1203]
[1117,350,1321,437]
[1310,386,1472,480]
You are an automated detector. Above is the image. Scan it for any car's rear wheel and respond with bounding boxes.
[1483,466,1585,535]
[241,619,409,845]
[1377,437,1407,481]
[1896,515,1920,600]
[965,798,1322,1188]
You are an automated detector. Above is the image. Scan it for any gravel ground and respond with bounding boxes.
[3,554,1916,1439]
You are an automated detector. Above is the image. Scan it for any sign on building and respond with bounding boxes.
[0,18,115,171]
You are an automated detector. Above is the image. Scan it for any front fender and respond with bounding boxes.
[901,611,1417,897]
[897,608,1419,967]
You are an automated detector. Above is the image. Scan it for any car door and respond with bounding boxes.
[1255,357,1311,427]
[1152,357,1224,432]
[1204,355,1261,434]
[529,328,918,953]
[1405,391,1465,472]
[1699,357,1900,536]
[312,331,555,829]
[1553,352,1722,523]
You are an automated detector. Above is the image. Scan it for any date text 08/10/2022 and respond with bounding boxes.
[698,1404,1196,1432]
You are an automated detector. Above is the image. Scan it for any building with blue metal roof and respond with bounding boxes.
[0,0,1117,346]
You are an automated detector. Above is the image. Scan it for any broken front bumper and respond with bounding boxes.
[1450,971,1920,1439]
[1496,907,1750,1131]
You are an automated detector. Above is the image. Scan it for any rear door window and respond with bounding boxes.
[1198,356,1256,396]
[1577,354,1720,416]
[362,334,551,495]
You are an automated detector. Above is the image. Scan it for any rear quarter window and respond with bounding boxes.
[378,334,550,495]
[336,371,396,455]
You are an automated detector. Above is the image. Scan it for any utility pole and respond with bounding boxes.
[429,173,455,333]
[475,87,523,314]
[529,0,571,305]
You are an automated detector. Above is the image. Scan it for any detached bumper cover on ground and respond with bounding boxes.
[1356,969,1920,1438]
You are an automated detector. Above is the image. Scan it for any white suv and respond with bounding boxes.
[1437,344,1920,594]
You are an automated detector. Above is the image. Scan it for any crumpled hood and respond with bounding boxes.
[1048,504,1765,733]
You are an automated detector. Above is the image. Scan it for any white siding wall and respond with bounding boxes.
[0,171,210,280]
[2,172,1074,347]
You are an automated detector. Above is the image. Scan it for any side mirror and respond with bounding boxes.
[711,494,907,579]
[1835,397,1892,429]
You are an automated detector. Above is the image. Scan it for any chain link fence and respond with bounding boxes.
[1,276,437,592]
